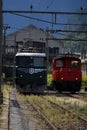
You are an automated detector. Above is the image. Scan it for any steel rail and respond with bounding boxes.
[65,93,87,102]
[44,97,87,125]
[26,100,58,130]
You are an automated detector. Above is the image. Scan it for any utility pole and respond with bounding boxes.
[3,25,10,55]
[0,0,3,104]
[3,25,10,67]
[46,28,49,67]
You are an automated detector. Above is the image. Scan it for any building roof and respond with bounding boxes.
[6,24,64,49]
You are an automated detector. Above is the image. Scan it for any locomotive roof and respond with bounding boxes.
[58,53,80,57]
[53,53,81,60]
[16,52,46,57]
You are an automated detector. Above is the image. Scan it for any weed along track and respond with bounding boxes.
[9,92,87,130]
[1,85,87,130]
[57,93,87,119]
[66,92,87,102]
[9,90,27,130]
[41,95,87,129]
[8,90,51,130]
[29,102,58,130]
[17,94,57,130]
[27,94,87,129]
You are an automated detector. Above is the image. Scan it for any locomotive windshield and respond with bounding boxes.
[55,59,80,68]
[71,60,79,68]
[56,60,63,67]
[16,56,46,68]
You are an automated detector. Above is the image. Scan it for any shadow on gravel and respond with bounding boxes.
[11,99,20,108]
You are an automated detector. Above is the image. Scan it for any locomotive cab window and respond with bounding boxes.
[56,60,63,67]
[16,56,46,68]
[71,61,79,68]
[16,56,33,67]
[34,57,46,67]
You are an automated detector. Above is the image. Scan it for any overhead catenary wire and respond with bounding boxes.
[3,10,87,15]
[4,9,87,42]
[46,0,55,9]
[4,12,87,42]
[8,12,87,27]
[46,38,87,41]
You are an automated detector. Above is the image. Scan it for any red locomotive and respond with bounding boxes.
[52,54,82,93]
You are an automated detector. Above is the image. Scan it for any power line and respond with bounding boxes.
[7,12,87,27]
[4,10,87,42]
[46,29,87,42]
[9,12,54,24]
[3,10,87,15]
[47,38,87,41]
[47,29,87,33]
[46,0,55,9]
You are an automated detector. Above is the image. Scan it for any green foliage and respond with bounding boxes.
[47,74,53,90]
[2,84,12,94]
[47,74,52,84]
[64,8,87,53]
[82,75,87,86]
[47,66,52,74]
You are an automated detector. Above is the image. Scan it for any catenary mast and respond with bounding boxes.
[0,0,3,104]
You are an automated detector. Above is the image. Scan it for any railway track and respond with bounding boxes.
[8,90,27,130]
[9,90,87,130]
[66,92,87,101]
[18,94,58,130]
[7,89,58,130]
[1,85,87,130]
[28,102,58,130]
[40,95,87,129]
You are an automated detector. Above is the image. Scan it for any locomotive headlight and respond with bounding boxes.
[61,77,63,80]
[76,77,78,80]
[20,75,23,77]
[40,75,42,78]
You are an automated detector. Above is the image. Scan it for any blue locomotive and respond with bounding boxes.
[15,49,47,93]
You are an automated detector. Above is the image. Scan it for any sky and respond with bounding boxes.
[3,0,87,34]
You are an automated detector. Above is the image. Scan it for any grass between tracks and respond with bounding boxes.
[2,84,12,95]
[46,95,87,119]
[0,84,12,108]
[26,95,85,129]
[0,84,12,128]
[82,75,87,86]
[1,85,87,129]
